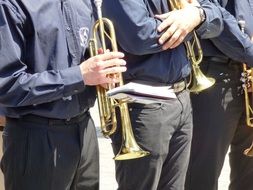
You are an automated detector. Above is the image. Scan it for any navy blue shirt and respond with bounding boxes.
[0,0,96,119]
[103,0,223,84]
[201,0,253,66]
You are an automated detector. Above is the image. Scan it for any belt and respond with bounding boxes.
[171,79,187,93]
[7,111,89,125]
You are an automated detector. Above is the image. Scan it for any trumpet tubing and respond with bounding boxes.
[243,64,253,128]
[238,20,253,157]
[242,64,253,157]
[168,0,215,93]
[89,0,150,160]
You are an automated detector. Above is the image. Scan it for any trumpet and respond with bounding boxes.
[89,0,150,160]
[238,20,253,157]
[169,0,215,93]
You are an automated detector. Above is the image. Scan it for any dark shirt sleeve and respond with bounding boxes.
[207,2,253,66]
[0,4,85,107]
[103,0,223,55]
[234,0,253,37]
[196,0,224,39]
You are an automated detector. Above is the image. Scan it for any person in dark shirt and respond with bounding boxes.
[155,0,253,189]
[0,0,127,190]
[102,0,223,189]
[157,1,253,188]
[184,0,253,190]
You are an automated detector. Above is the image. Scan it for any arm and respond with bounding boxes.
[102,0,223,55]
[197,0,224,38]
[155,0,224,50]
[209,2,253,66]
[0,3,126,107]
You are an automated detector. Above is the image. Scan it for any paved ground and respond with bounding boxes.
[0,105,230,190]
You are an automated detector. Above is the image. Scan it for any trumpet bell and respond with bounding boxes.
[188,66,216,93]
[114,145,150,160]
[114,103,150,160]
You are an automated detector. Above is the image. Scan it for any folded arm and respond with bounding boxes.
[103,0,223,55]
[209,2,253,66]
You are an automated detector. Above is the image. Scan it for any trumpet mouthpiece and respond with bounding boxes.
[94,0,102,9]
[94,0,103,19]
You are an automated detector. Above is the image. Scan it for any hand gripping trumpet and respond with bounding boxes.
[168,0,215,93]
[89,0,150,160]
[238,20,253,157]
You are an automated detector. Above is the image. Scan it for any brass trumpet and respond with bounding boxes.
[89,0,150,160]
[169,0,215,93]
[238,20,253,157]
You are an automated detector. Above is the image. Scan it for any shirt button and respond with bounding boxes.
[66,27,71,31]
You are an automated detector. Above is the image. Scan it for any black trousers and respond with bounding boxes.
[111,90,193,190]
[1,111,99,190]
[185,59,253,190]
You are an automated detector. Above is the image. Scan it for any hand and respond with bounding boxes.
[80,52,126,86]
[156,0,202,50]
[241,69,253,92]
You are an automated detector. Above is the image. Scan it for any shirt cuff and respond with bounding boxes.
[196,7,223,39]
[60,66,85,98]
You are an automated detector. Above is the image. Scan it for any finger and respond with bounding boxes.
[170,35,185,49]
[162,31,180,50]
[100,66,127,75]
[96,51,125,61]
[157,13,173,32]
[98,58,126,70]
[97,48,110,54]
[101,76,121,84]
[159,22,178,45]
[97,48,104,54]
[170,33,187,49]
[165,27,187,49]
[155,12,171,21]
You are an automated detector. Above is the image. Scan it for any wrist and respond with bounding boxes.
[79,64,87,84]
[194,5,206,25]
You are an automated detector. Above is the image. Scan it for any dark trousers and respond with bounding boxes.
[0,111,99,190]
[111,90,193,190]
[185,59,253,190]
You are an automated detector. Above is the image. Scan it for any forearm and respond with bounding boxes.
[0,4,86,107]
[196,0,224,38]
[0,65,85,107]
[209,1,253,66]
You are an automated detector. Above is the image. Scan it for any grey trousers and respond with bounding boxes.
[185,59,253,190]
[111,90,193,190]
[1,111,99,190]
